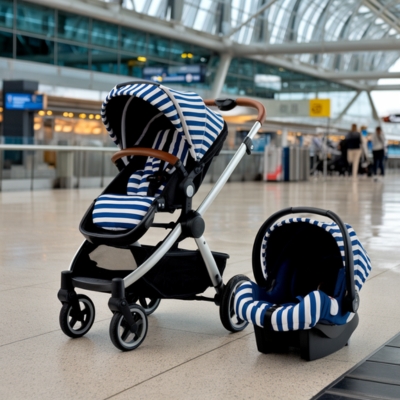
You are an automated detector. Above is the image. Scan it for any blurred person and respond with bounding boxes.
[372,126,386,181]
[345,124,362,180]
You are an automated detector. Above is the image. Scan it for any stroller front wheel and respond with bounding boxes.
[59,294,95,338]
[220,275,250,333]
[109,305,148,351]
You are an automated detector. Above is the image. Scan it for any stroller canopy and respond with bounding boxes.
[101,82,225,162]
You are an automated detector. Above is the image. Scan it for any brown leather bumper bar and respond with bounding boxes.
[111,147,180,165]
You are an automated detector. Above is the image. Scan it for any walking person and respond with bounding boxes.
[345,124,362,180]
[372,126,386,181]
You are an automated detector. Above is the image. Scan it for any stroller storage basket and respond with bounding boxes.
[129,246,228,299]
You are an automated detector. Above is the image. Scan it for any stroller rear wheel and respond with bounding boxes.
[109,304,148,351]
[220,275,250,332]
[139,298,161,315]
[59,294,95,338]
[127,295,161,315]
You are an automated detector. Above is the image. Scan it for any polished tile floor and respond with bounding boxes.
[1,175,400,399]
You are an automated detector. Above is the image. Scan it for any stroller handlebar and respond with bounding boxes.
[204,98,266,124]
[111,147,180,166]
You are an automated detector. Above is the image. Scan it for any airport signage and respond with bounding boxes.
[309,99,331,118]
[5,93,46,111]
[143,65,206,84]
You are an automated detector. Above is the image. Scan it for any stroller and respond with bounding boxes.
[58,81,265,351]
[235,207,371,361]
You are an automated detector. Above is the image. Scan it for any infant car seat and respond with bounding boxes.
[234,207,371,361]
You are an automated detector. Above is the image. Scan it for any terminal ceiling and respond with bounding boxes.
[104,0,400,89]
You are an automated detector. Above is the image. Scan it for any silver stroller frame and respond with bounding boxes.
[58,98,265,351]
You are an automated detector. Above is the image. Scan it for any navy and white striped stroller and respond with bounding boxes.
[57,81,265,351]
[235,207,371,361]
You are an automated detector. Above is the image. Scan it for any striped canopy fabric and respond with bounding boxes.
[234,219,371,332]
[101,82,225,161]
[260,218,371,293]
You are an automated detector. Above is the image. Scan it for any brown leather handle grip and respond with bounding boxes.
[111,147,179,165]
[204,98,266,124]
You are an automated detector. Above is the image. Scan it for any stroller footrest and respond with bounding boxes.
[72,276,113,292]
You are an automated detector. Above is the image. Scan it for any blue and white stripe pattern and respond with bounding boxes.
[235,219,371,331]
[235,281,353,331]
[92,195,155,231]
[93,128,189,230]
[260,218,371,292]
[101,83,224,161]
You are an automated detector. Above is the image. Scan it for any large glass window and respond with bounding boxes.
[90,49,118,74]
[0,0,13,29]
[119,53,146,77]
[57,11,89,44]
[0,29,13,57]
[17,1,54,37]
[226,57,351,98]
[91,19,118,48]
[57,42,89,69]
[148,34,170,59]
[16,34,54,63]
[120,27,146,55]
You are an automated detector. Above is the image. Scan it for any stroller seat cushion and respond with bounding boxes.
[92,194,155,231]
[235,281,353,331]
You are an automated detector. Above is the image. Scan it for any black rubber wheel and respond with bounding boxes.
[127,295,161,316]
[220,275,250,332]
[139,297,161,315]
[109,304,148,351]
[59,294,95,338]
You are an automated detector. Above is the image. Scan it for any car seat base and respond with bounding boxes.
[253,313,359,361]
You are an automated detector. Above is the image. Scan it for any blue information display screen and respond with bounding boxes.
[5,93,45,110]
[143,65,206,84]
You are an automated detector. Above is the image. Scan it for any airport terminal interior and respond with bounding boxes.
[1,0,400,399]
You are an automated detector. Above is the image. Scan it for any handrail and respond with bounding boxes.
[0,144,266,155]
[0,144,116,152]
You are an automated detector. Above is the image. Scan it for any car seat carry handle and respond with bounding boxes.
[111,147,181,168]
[204,98,266,123]
[259,207,359,314]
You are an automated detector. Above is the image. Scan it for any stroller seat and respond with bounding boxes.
[234,214,371,360]
[93,128,189,231]
[79,82,226,246]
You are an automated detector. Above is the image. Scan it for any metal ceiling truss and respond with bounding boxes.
[28,0,400,92]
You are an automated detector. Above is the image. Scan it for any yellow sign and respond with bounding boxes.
[309,99,331,118]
